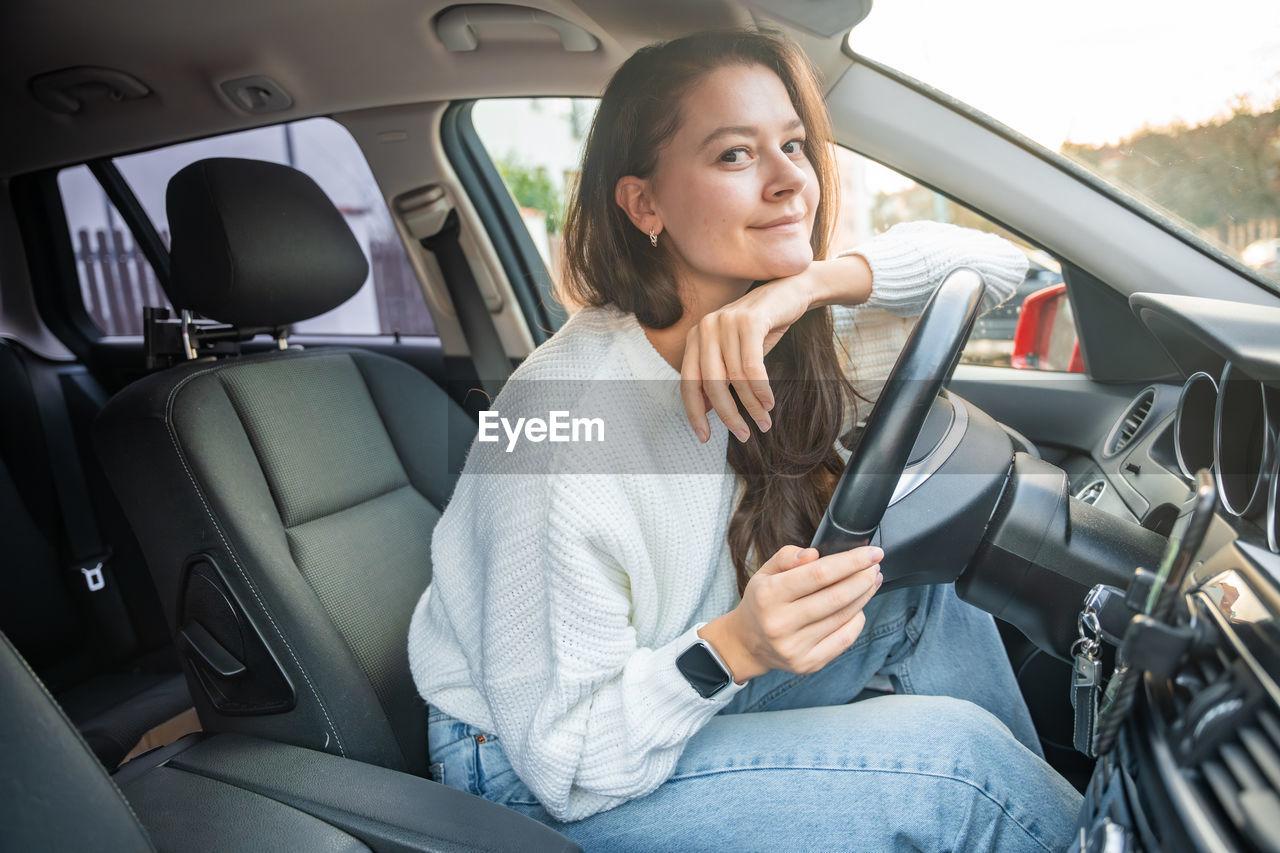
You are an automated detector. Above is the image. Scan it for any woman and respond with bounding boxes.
[410,29,1082,850]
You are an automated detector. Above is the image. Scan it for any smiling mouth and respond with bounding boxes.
[751,213,806,230]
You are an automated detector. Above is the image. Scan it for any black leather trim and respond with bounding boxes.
[123,765,369,852]
[156,734,581,852]
[0,631,154,851]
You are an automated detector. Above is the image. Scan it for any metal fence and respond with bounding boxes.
[74,228,171,336]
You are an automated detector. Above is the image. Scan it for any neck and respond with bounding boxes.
[642,276,753,370]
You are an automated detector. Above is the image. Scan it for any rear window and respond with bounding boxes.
[57,118,434,337]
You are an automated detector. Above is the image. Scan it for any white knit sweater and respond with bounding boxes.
[408,221,1026,822]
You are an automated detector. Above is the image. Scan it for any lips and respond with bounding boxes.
[752,212,806,229]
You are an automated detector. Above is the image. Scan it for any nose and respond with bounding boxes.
[762,147,807,199]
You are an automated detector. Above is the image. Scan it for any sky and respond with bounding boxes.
[849,0,1280,150]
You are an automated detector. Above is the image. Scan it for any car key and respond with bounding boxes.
[1071,601,1104,757]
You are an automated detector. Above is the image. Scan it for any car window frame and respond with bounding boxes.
[441,100,561,344]
[11,169,103,360]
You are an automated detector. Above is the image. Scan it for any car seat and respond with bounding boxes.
[1,627,579,851]
[95,158,476,775]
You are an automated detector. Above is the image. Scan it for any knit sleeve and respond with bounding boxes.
[839,220,1027,318]
[424,463,743,823]
[829,221,1029,410]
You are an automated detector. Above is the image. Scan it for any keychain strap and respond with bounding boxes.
[1071,602,1104,757]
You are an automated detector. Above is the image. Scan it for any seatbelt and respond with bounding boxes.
[418,208,511,401]
[20,354,136,663]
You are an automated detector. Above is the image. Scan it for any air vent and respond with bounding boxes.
[1106,388,1157,456]
[1075,479,1106,505]
[1187,680,1280,852]
[1165,597,1280,852]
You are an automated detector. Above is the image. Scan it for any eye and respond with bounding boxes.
[782,138,806,156]
[719,146,751,164]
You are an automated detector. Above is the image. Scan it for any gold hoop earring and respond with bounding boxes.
[649,228,658,248]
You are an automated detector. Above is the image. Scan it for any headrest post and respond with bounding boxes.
[180,309,198,360]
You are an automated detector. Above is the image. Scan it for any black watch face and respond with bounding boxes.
[676,642,731,698]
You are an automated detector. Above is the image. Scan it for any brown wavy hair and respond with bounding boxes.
[561,29,857,594]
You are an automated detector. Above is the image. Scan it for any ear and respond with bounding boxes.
[614,175,661,237]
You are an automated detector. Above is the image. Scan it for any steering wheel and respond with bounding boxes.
[810,268,986,558]
[808,267,1171,656]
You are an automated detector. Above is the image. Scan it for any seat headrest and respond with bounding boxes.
[165,158,370,328]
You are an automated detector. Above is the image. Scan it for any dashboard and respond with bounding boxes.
[1098,293,1280,558]
[1070,292,1280,852]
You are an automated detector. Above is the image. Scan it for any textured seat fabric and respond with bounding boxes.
[97,346,474,774]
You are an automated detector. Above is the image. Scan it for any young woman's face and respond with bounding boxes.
[647,63,820,293]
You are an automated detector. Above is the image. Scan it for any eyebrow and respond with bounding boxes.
[698,118,804,150]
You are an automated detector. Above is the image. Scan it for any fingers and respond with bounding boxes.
[699,327,751,443]
[794,567,881,652]
[776,545,883,600]
[789,558,882,628]
[805,610,868,670]
[755,545,819,576]
[680,313,776,444]
[738,545,881,677]
[722,320,773,433]
[679,327,711,443]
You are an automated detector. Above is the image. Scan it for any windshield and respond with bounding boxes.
[848,0,1280,291]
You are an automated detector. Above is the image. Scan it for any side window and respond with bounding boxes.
[57,118,433,337]
[472,98,595,290]
[469,98,1077,372]
[834,146,1079,371]
[57,166,169,336]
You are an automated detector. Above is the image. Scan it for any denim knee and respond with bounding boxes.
[570,697,1080,852]
[887,695,1034,777]
[891,696,1080,848]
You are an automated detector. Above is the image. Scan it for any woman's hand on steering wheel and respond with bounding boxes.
[680,254,873,443]
[698,543,884,683]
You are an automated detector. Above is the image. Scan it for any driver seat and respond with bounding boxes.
[95,158,475,775]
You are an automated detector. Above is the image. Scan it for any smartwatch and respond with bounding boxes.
[676,634,735,698]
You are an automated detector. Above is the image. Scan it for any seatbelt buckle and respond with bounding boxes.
[73,553,112,593]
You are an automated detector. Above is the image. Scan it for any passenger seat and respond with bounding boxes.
[95,158,476,775]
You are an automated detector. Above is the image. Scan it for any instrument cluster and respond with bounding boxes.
[1174,365,1280,552]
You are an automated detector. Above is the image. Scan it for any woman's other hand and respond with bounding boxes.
[698,544,883,682]
[681,254,873,443]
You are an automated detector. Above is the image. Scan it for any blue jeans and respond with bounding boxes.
[427,584,1083,851]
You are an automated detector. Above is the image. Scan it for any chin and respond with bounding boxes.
[753,249,814,282]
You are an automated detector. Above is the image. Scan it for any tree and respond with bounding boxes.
[496,158,563,234]
[1061,99,1280,247]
